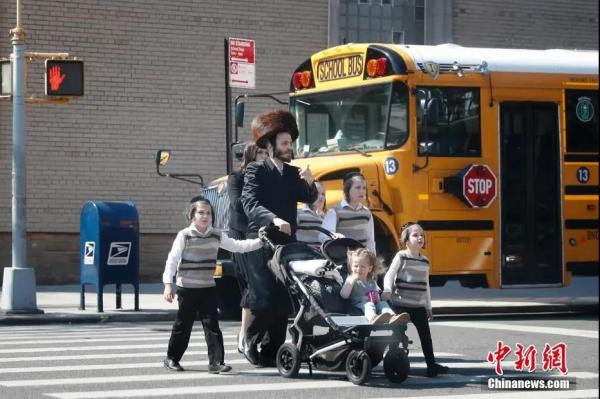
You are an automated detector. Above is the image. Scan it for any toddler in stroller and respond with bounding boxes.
[263,225,411,385]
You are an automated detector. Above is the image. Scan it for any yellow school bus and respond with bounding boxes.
[278,43,598,288]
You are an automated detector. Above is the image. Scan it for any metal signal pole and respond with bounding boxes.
[1,0,42,314]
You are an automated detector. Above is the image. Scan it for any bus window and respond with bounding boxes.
[565,89,599,153]
[386,81,409,148]
[416,87,481,157]
[291,82,408,158]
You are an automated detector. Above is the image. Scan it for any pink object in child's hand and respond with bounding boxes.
[367,290,378,303]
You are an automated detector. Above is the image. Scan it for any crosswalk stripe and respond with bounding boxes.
[0,351,463,364]
[0,359,250,374]
[0,326,170,335]
[5,367,592,388]
[0,341,236,354]
[0,335,237,346]
[434,321,599,339]
[45,380,354,398]
[375,389,599,399]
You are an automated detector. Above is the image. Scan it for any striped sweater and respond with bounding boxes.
[296,205,324,247]
[383,250,431,310]
[162,224,262,288]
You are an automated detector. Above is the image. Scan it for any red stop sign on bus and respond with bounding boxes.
[462,164,497,208]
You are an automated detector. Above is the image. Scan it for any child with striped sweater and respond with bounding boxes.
[383,222,450,377]
[162,198,263,374]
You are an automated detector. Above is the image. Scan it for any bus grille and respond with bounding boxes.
[202,185,230,231]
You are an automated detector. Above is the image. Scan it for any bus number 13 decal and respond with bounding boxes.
[384,157,399,176]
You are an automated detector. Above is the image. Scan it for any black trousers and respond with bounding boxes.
[229,228,251,309]
[166,286,224,366]
[244,244,290,362]
[245,308,288,361]
[392,305,436,367]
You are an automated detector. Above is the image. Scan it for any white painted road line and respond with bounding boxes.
[0,358,251,374]
[44,380,354,398]
[434,321,599,339]
[0,350,462,363]
[375,389,599,399]
[0,341,232,354]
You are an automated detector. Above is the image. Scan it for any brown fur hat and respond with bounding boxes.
[251,110,299,148]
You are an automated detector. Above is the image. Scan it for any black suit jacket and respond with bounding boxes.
[242,158,317,240]
[227,170,247,234]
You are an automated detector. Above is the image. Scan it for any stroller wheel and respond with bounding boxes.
[366,344,386,367]
[345,349,371,385]
[384,347,410,384]
[276,343,301,378]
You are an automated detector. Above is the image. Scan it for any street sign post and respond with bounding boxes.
[228,37,255,89]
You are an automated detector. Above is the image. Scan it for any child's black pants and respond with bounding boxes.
[392,305,436,367]
[166,286,224,366]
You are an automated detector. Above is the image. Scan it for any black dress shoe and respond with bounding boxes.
[426,363,449,377]
[243,338,259,365]
[208,363,232,374]
[163,358,184,372]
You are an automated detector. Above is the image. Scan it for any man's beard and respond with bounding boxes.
[274,147,293,163]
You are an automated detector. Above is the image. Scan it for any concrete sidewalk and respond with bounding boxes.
[0,276,597,325]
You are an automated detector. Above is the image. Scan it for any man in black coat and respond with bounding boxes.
[241,110,317,366]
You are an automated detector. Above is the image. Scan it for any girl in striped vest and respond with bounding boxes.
[162,198,263,374]
[382,222,450,377]
[296,181,326,249]
[321,172,376,253]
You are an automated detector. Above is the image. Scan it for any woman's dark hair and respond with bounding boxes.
[342,172,365,200]
[241,142,259,173]
[186,196,215,226]
[309,181,326,212]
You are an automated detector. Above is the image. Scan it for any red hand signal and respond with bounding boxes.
[49,65,66,91]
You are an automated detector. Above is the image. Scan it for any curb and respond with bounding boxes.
[0,310,177,326]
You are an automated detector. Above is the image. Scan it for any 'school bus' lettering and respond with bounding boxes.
[316,55,364,82]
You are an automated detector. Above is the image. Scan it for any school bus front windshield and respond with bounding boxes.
[290,82,409,158]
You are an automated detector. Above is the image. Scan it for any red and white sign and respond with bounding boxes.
[229,37,255,89]
[462,164,497,208]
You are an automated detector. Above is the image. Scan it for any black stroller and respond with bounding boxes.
[263,226,411,386]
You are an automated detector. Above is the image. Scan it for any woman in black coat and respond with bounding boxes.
[227,142,268,353]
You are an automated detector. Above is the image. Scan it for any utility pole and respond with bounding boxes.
[1,0,42,314]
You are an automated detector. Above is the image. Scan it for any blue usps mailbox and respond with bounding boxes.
[80,201,140,312]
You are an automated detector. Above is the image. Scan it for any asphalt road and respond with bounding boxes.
[0,315,597,399]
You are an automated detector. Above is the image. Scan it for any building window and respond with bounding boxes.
[381,0,392,5]
[358,0,371,4]
[392,30,404,44]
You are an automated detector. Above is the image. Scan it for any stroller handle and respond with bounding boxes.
[260,225,335,249]
[295,225,336,239]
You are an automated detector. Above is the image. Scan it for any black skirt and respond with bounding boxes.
[228,228,250,308]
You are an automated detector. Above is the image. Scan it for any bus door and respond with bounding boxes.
[500,102,563,286]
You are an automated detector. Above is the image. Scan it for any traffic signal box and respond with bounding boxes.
[45,59,84,96]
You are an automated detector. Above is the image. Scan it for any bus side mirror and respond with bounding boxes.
[232,142,246,162]
[156,149,170,166]
[235,102,245,128]
[155,149,171,177]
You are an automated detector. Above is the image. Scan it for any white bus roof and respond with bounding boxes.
[395,44,599,75]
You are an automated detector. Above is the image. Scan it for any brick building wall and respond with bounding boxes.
[453,0,598,49]
[0,0,328,283]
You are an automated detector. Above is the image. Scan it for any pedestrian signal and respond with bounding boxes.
[45,60,84,96]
